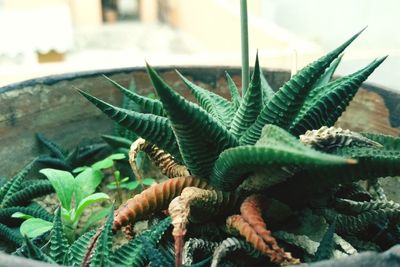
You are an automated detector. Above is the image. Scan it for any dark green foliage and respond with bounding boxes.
[71,29,395,266]
[0,176,7,187]
[101,134,132,156]
[90,208,114,267]
[325,146,400,185]
[322,208,395,235]
[23,235,54,263]
[334,183,372,202]
[0,205,53,226]
[0,160,36,208]
[1,180,54,208]
[0,223,23,246]
[274,231,319,256]
[183,238,219,265]
[178,71,235,127]
[66,229,96,266]
[289,57,386,135]
[36,133,67,161]
[211,125,354,191]
[114,78,141,140]
[239,29,364,145]
[104,75,166,117]
[314,221,336,261]
[79,90,182,162]
[147,64,238,178]
[36,133,107,171]
[260,70,275,105]
[229,55,262,139]
[186,222,227,242]
[112,216,171,266]
[211,237,263,267]
[310,54,343,90]
[361,132,400,150]
[225,72,241,109]
[101,134,132,150]
[50,209,69,264]
[335,198,399,215]
[142,236,173,267]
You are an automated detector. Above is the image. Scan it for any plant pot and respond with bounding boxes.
[0,66,399,266]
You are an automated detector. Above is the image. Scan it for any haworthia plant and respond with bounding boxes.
[67,29,400,266]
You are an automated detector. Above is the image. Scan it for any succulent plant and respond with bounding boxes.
[0,159,54,248]
[70,28,400,267]
[36,133,107,171]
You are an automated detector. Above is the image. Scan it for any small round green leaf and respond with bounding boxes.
[20,218,53,238]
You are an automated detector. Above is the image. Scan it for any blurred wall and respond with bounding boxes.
[262,0,400,51]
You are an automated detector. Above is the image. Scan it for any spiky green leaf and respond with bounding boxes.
[23,235,54,263]
[311,54,343,90]
[225,71,241,109]
[0,160,36,207]
[1,180,54,208]
[142,236,173,267]
[103,75,166,117]
[1,206,53,226]
[78,90,182,161]
[211,125,355,191]
[66,229,96,266]
[147,64,238,178]
[324,146,400,185]
[240,29,364,145]
[112,216,171,266]
[36,133,67,161]
[260,70,275,105]
[229,55,262,138]
[361,132,400,150]
[0,223,23,246]
[177,70,235,127]
[211,237,262,267]
[90,207,114,267]
[50,208,69,264]
[101,134,132,149]
[289,57,386,135]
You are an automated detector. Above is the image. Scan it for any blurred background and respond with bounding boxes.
[0,0,398,89]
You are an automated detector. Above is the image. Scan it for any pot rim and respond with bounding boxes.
[0,65,398,127]
[1,65,395,93]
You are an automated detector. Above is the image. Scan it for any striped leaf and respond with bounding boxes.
[90,208,114,267]
[50,209,69,264]
[260,70,275,105]
[103,75,166,117]
[225,71,242,110]
[289,57,386,135]
[112,217,171,266]
[147,64,238,178]
[23,235,54,263]
[211,125,355,191]
[66,229,96,266]
[0,223,23,246]
[311,54,343,90]
[1,180,54,208]
[229,55,263,139]
[361,132,400,150]
[0,160,36,208]
[79,90,182,162]
[177,70,235,127]
[239,29,364,145]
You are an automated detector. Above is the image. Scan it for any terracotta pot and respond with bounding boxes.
[0,66,399,266]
